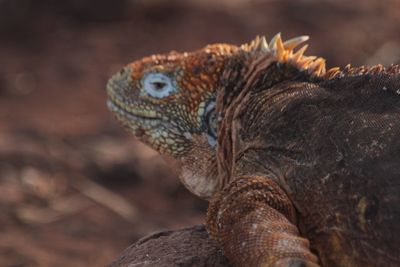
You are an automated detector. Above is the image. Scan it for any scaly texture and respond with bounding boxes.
[107,33,400,266]
[207,176,319,266]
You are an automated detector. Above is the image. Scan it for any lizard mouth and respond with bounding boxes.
[106,98,162,125]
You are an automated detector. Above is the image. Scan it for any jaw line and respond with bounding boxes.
[107,99,162,122]
[107,99,185,140]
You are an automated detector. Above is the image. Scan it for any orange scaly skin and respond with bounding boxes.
[107,34,400,266]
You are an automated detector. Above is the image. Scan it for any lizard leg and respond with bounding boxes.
[206,175,320,267]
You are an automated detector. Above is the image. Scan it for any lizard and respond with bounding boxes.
[106,33,400,266]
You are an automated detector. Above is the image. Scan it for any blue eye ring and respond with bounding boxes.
[142,73,176,98]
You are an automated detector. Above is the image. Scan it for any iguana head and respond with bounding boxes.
[107,44,238,157]
[107,34,334,198]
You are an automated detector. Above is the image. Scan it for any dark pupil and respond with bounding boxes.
[152,81,166,90]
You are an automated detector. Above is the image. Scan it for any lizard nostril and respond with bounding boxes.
[119,68,125,75]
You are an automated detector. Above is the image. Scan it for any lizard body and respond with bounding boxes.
[107,34,400,266]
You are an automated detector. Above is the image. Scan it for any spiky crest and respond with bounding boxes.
[240,33,335,78]
[241,33,400,79]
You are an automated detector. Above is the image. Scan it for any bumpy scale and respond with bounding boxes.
[107,33,400,266]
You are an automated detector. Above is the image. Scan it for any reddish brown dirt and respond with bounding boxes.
[0,0,399,266]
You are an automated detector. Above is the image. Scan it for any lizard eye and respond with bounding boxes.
[142,73,176,98]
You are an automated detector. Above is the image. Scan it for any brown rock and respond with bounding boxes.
[108,225,230,267]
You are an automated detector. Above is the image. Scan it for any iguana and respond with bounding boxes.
[106,33,400,267]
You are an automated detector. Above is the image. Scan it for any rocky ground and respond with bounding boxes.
[0,0,399,266]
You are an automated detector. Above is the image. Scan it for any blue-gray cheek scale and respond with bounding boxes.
[203,99,217,148]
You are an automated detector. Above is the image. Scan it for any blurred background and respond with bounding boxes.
[0,0,399,266]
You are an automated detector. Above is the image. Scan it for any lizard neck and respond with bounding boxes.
[215,54,316,186]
